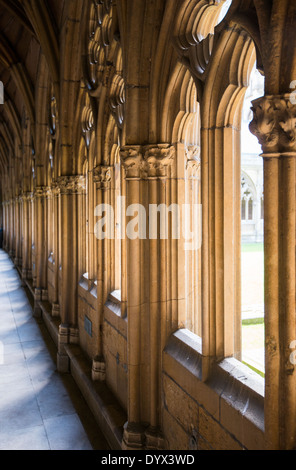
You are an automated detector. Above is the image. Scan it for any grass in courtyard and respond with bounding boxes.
[241,242,264,253]
[242,361,265,378]
[242,321,265,377]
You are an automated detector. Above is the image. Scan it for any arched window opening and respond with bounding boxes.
[240,65,265,377]
[180,74,202,337]
[83,158,89,279]
[113,144,122,293]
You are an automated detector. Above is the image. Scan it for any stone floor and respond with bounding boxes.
[0,250,109,451]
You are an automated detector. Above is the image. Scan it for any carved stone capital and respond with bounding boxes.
[185,145,201,178]
[57,175,86,195]
[51,181,60,197]
[120,146,145,179]
[120,144,175,179]
[34,186,51,199]
[93,165,112,189]
[144,144,175,178]
[249,94,296,156]
[21,192,34,202]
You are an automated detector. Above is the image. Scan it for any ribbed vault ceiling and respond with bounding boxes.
[0,0,63,184]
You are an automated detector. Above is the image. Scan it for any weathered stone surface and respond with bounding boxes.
[1,0,296,451]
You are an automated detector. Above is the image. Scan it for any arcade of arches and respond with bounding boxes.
[1,0,296,451]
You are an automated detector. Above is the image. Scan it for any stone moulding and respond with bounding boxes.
[249,94,296,156]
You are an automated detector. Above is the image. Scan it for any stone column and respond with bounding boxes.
[120,146,147,449]
[17,195,23,268]
[120,144,175,450]
[2,201,8,251]
[185,146,202,336]
[144,144,175,449]
[33,186,50,317]
[9,198,15,259]
[50,182,60,317]
[13,195,21,267]
[21,192,33,279]
[27,193,33,280]
[57,175,86,372]
[92,165,113,381]
[250,94,296,450]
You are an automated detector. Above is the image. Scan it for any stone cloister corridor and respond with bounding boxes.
[1,0,296,452]
[0,249,109,450]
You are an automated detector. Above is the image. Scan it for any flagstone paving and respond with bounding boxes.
[0,250,109,450]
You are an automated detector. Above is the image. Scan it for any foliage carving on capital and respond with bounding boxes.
[93,165,113,188]
[57,176,86,195]
[34,186,52,199]
[249,95,296,155]
[120,145,176,179]
[276,98,296,148]
[51,181,60,196]
[120,146,145,179]
[21,192,34,202]
[144,145,176,178]
[185,145,201,178]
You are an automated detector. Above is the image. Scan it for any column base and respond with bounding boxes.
[21,268,28,280]
[57,352,70,373]
[69,327,79,345]
[52,303,60,318]
[92,356,106,382]
[121,422,147,450]
[42,289,48,301]
[145,427,166,450]
[57,324,70,373]
[33,288,42,318]
[122,423,166,450]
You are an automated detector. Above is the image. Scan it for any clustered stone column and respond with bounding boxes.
[50,181,60,318]
[250,94,296,450]
[21,191,33,280]
[56,175,86,372]
[120,144,175,450]
[33,186,51,316]
[13,194,22,267]
[2,193,33,274]
[92,164,113,382]
[185,145,201,335]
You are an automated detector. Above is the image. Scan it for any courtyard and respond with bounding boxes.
[241,243,265,376]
